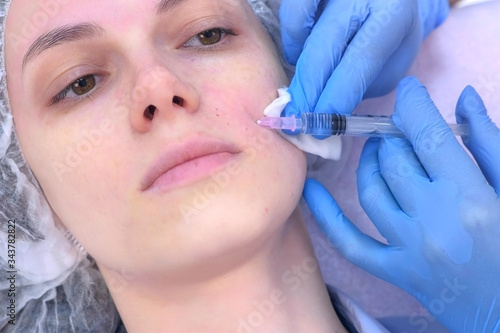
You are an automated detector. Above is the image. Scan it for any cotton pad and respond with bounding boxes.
[263,88,342,160]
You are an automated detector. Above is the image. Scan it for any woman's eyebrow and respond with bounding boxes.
[22,22,105,71]
[156,0,188,15]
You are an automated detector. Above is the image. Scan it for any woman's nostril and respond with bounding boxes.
[144,105,157,120]
[173,96,184,107]
[143,98,183,120]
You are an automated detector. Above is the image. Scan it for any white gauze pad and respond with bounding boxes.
[263,88,342,160]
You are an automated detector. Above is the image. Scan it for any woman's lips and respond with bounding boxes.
[141,139,241,193]
[149,152,237,193]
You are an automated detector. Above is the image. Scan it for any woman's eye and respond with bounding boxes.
[198,29,223,45]
[184,28,235,48]
[52,74,99,105]
[71,75,96,95]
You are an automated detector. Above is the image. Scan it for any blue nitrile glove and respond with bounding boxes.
[303,76,500,333]
[280,0,450,127]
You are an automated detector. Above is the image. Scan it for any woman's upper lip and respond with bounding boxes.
[141,137,240,191]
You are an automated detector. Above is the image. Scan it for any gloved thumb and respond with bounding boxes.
[456,86,500,193]
[303,179,384,266]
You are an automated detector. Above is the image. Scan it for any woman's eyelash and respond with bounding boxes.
[51,86,71,105]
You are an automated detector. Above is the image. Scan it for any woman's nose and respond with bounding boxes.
[129,65,200,133]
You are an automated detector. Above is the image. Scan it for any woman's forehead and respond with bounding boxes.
[7,0,248,23]
[7,0,249,31]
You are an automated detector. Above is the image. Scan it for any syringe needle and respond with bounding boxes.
[256,117,282,129]
[257,116,299,131]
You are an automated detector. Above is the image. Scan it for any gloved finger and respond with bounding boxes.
[456,86,500,194]
[279,0,322,65]
[419,0,450,39]
[378,138,429,217]
[303,178,389,272]
[362,30,421,99]
[356,138,414,246]
[283,2,362,117]
[315,4,421,114]
[393,77,485,187]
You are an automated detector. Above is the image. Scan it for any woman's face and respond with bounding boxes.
[5,0,306,279]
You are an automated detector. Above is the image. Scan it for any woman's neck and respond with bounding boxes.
[100,207,347,333]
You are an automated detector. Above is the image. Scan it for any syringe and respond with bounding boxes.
[257,113,470,138]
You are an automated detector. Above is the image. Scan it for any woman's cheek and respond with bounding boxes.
[36,125,118,203]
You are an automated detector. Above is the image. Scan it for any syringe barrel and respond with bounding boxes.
[300,113,347,136]
[298,113,470,138]
[300,113,405,137]
[344,115,405,137]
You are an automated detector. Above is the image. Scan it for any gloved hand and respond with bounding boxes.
[303,76,500,332]
[280,0,450,125]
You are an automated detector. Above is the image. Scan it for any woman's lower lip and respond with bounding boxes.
[146,152,239,193]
